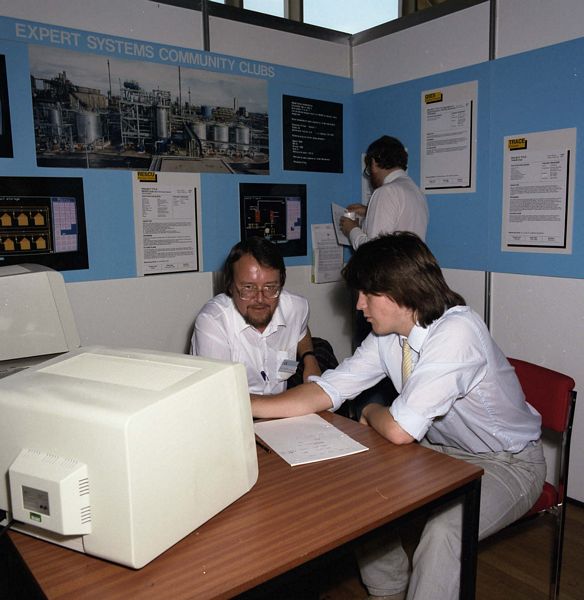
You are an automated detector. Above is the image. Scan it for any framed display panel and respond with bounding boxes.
[0,177,88,271]
[239,182,307,257]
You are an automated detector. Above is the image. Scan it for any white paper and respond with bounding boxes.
[421,80,477,194]
[133,172,201,275]
[311,223,343,283]
[501,128,575,254]
[254,413,368,466]
[331,202,351,245]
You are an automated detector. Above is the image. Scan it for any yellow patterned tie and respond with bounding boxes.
[402,339,413,385]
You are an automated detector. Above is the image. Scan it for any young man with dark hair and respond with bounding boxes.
[340,135,429,250]
[191,237,321,394]
[251,232,545,600]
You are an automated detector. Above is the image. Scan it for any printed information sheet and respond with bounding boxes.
[421,80,477,193]
[254,414,368,466]
[133,172,201,274]
[502,128,575,254]
[311,223,343,283]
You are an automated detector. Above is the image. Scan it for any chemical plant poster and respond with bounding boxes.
[282,95,343,173]
[421,80,477,194]
[502,128,575,254]
[24,27,269,174]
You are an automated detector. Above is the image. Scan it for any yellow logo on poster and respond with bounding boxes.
[424,92,443,104]
[508,138,527,151]
[137,171,158,182]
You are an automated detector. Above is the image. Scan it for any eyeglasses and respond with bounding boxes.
[363,156,372,178]
[236,284,281,300]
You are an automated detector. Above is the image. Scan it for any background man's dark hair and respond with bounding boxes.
[223,237,286,297]
[342,232,466,327]
[365,135,408,171]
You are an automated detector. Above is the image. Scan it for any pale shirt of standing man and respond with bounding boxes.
[340,137,428,248]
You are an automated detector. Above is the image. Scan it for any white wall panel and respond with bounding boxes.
[352,2,490,93]
[208,17,350,77]
[490,272,584,502]
[66,266,354,364]
[0,0,203,49]
[443,268,486,320]
[285,266,353,361]
[496,0,584,58]
[66,272,214,355]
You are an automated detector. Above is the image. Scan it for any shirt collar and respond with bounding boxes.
[404,321,428,354]
[382,168,406,185]
[404,306,469,353]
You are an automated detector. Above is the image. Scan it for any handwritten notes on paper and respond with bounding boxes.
[254,414,368,466]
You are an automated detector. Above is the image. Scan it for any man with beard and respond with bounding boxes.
[191,237,322,394]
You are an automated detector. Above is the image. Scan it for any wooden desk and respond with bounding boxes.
[9,413,482,599]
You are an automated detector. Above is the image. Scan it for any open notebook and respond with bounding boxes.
[254,413,368,466]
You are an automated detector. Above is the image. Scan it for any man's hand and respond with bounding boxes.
[346,203,367,217]
[340,215,359,237]
[340,204,367,236]
[250,383,332,419]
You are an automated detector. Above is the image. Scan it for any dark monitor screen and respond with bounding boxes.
[0,177,88,271]
[239,183,307,257]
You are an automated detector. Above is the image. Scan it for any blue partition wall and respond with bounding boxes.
[0,17,355,280]
[2,16,584,281]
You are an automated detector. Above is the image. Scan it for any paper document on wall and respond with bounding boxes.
[311,223,342,283]
[254,413,368,466]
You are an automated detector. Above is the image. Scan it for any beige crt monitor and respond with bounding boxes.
[0,346,258,568]
[0,264,80,373]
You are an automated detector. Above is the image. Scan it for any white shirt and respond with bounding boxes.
[349,169,429,249]
[191,290,309,395]
[312,306,541,454]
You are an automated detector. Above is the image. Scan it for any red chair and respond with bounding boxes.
[508,357,577,600]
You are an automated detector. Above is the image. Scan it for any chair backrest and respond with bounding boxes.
[508,357,576,433]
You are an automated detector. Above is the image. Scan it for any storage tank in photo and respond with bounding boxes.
[156,106,169,139]
[214,124,229,151]
[75,111,101,144]
[235,124,250,148]
[48,107,62,136]
[193,121,207,140]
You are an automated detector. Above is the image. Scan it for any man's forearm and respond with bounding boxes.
[251,382,332,419]
[360,403,414,445]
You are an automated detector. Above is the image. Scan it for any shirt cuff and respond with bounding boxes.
[308,376,343,412]
[389,398,431,441]
[349,227,363,246]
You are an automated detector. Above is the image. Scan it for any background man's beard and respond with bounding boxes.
[244,306,272,329]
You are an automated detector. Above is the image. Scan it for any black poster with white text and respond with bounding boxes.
[283,95,343,173]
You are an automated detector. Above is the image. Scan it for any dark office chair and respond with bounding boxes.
[507,357,577,600]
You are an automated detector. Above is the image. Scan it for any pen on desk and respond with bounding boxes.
[255,437,271,453]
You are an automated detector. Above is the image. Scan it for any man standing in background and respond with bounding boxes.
[339,135,430,417]
[340,135,428,248]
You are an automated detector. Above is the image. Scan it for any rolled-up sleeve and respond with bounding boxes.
[390,317,488,441]
[308,334,392,412]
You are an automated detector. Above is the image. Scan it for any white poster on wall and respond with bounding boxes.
[133,171,201,275]
[421,80,477,194]
[502,128,575,254]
